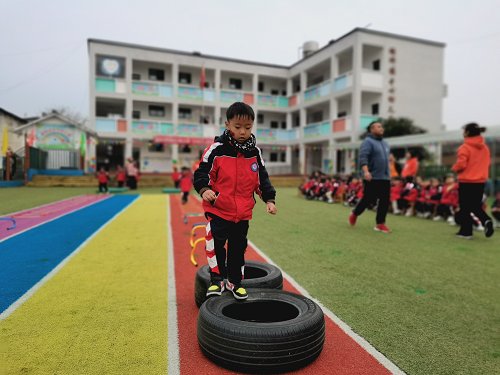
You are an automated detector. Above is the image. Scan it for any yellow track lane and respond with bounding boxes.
[0,195,169,374]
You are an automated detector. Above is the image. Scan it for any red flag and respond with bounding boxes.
[200,65,206,89]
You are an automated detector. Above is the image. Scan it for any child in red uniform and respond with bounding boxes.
[179,167,192,204]
[194,102,277,300]
[172,166,181,189]
[115,165,126,188]
[96,167,109,193]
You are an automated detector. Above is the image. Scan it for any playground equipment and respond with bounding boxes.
[189,222,206,266]
[0,217,16,231]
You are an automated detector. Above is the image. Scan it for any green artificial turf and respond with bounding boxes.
[250,188,500,375]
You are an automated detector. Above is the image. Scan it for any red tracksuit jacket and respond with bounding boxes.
[194,135,276,222]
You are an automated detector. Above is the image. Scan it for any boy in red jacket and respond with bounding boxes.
[179,167,193,204]
[194,102,277,300]
[96,167,109,193]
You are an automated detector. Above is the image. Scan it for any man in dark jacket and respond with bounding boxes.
[349,121,392,233]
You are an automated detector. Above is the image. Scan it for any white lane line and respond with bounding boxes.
[0,195,111,244]
[249,240,406,375]
[0,196,138,321]
[167,197,180,375]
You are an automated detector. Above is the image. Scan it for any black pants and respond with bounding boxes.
[127,176,137,190]
[181,192,189,204]
[205,214,249,286]
[98,183,108,193]
[457,183,491,236]
[493,212,500,221]
[118,181,124,188]
[353,179,390,224]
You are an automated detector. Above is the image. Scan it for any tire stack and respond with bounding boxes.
[195,261,326,373]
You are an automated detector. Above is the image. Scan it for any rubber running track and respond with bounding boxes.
[0,195,110,241]
[170,195,392,375]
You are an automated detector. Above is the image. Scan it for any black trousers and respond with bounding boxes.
[457,182,492,236]
[98,183,108,193]
[181,192,189,204]
[205,214,249,286]
[353,179,390,224]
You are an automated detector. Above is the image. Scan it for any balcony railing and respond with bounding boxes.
[361,71,383,89]
[220,90,254,104]
[303,121,331,138]
[177,85,215,102]
[257,94,288,108]
[256,128,298,143]
[333,72,353,92]
[304,81,331,102]
[360,115,381,130]
[95,78,127,94]
[332,117,352,133]
[288,94,299,107]
[132,81,173,98]
[132,120,174,135]
[95,117,127,133]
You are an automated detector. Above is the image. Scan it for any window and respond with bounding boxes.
[229,78,242,90]
[371,103,379,115]
[311,111,323,122]
[132,73,141,80]
[179,108,192,119]
[132,110,141,119]
[281,121,286,129]
[149,68,164,81]
[270,152,278,162]
[258,81,264,92]
[372,59,380,71]
[281,90,286,96]
[179,72,191,84]
[149,105,165,117]
[294,115,300,127]
[148,143,164,152]
[270,121,279,129]
[271,89,279,95]
[280,152,286,162]
[257,114,264,124]
[180,144,191,153]
[337,111,347,118]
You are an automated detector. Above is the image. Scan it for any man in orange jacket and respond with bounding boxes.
[452,123,494,239]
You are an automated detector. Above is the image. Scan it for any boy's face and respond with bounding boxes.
[225,115,253,143]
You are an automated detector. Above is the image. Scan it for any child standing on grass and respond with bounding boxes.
[194,102,277,300]
[115,165,126,188]
[179,167,192,204]
[97,167,109,193]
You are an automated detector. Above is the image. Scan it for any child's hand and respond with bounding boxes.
[266,202,277,215]
[202,189,217,202]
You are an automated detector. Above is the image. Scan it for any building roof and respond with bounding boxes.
[14,111,98,137]
[88,27,445,70]
[0,107,28,124]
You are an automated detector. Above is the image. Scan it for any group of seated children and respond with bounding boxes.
[299,172,499,228]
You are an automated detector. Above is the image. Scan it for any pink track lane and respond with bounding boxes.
[170,195,391,375]
[0,195,110,241]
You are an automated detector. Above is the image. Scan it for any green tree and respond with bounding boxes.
[382,117,426,138]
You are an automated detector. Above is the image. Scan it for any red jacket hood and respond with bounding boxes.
[464,135,486,149]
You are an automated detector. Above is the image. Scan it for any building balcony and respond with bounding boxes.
[95,78,127,94]
[177,85,215,102]
[304,81,331,103]
[256,128,299,143]
[220,90,254,104]
[288,94,299,107]
[333,72,353,92]
[95,117,127,133]
[303,121,331,139]
[131,120,174,136]
[132,81,173,98]
[257,94,289,108]
[332,117,352,133]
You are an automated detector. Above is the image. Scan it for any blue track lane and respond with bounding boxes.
[0,195,138,314]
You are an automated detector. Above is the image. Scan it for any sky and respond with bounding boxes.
[1,0,499,130]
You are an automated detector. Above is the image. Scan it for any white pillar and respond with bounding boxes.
[351,39,363,138]
[299,143,306,175]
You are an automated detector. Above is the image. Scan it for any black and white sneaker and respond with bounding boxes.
[225,281,248,300]
[484,220,494,238]
[456,232,472,240]
[206,281,225,297]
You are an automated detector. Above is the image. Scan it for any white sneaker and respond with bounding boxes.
[475,225,484,232]
[433,216,443,221]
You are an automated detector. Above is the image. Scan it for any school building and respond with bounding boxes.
[88,28,447,175]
